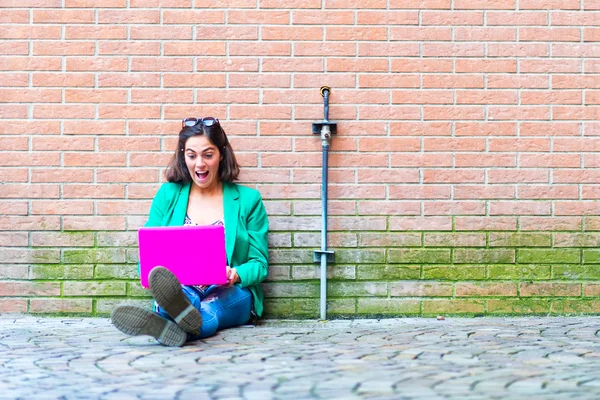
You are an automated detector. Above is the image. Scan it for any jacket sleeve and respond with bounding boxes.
[235,192,269,288]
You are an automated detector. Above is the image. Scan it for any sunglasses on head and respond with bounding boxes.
[182,117,219,128]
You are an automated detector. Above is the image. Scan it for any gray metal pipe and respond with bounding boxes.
[313,86,336,321]
[320,125,330,321]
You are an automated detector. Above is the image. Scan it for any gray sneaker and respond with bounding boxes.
[111,305,186,347]
[148,266,202,334]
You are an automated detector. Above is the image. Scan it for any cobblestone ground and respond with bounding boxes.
[0,316,599,399]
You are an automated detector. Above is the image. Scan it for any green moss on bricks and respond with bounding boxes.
[454,249,515,264]
[488,264,551,280]
[95,264,139,279]
[328,282,388,297]
[31,250,61,264]
[262,298,293,318]
[357,265,420,280]
[553,265,600,280]
[356,298,420,315]
[518,249,580,264]
[487,299,551,314]
[336,249,385,264]
[583,250,600,264]
[62,249,127,264]
[388,249,450,264]
[489,233,552,247]
[423,265,486,280]
[268,250,313,264]
[263,282,319,298]
[551,299,600,315]
[31,264,94,280]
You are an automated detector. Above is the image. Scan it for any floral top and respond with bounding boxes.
[185,214,224,292]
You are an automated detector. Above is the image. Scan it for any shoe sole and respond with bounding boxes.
[149,267,202,334]
[111,305,186,347]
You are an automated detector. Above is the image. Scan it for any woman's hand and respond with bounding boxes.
[225,265,240,287]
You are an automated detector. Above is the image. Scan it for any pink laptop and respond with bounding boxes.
[138,225,228,289]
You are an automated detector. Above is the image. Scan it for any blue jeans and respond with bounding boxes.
[155,284,252,341]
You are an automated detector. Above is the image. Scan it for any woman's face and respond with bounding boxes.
[184,135,222,190]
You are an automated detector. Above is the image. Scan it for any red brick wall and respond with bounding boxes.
[1,1,599,316]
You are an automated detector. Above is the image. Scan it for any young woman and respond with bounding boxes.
[111,117,269,346]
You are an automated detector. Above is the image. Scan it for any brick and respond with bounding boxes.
[424,201,486,216]
[456,282,517,297]
[0,282,59,296]
[295,10,354,25]
[31,200,94,215]
[488,74,550,89]
[390,27,452,41]
[0,265,28,279]
[66,26,127,40]
[327,27,388,41]
[520,283,581,297]
[422,299,484,315]
[520,0,579,9]
[356,299,420,315]
[388,249,451,264]
[293,200,355,215]
[335,250,386,264]
[455,217,517,231]
[391,282,453,297]
[0,42,29,55]
[521,217,582,231]
[489,265,551,280]
[0,299,27,313]
[292,265,355,280]
[424,233,486,247]
[30,299,92,313]
[356,264,421,281]
[30,265,93,280]
[63,216,126,231]
[0,216,60,231]
[554,265,600,280]
[583,250,600,264]
[487,11,548,25]
[390,0,450,8]
[358,200,420,215]
[294,232,357,247]
[329,282,387,297]
[0,73,28,86]
[487,299,550,314]
[453,249,515,264]
[423,169,484,183]
[422,11,483,25]
[31,232,94,247]
[263,282,319,298]
[552,300,600,314]
[63,249,127,264]
[490,233,551,247]
[423,265,486,280]
[67,58,128,72]
[0,25,61,39]
[390,217,452,231]
[64,281,126,296]
[422,43,484,57]
[584,284,600,296]
[96,299,152,315]
[519,249,581,264]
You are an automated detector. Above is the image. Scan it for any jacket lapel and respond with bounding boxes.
[168,183,190,226]
[223,182,239,264]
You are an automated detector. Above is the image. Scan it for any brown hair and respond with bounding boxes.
[165,122,240,183]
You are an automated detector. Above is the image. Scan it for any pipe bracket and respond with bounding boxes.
[314,250,335,263]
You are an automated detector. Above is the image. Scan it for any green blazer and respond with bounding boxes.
[144,181,269,317]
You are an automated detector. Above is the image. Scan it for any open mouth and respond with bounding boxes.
[195,171,208,180]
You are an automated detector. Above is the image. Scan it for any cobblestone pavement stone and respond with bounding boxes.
[0,316,600,399]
